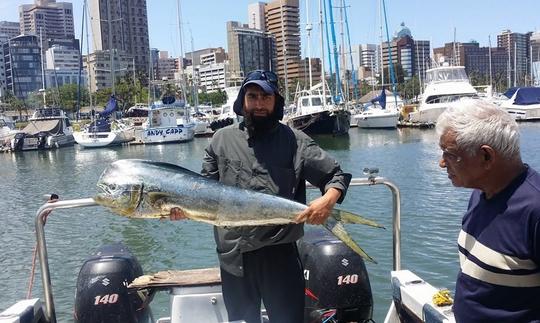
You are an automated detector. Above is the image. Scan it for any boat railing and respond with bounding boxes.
[34,173,401,323]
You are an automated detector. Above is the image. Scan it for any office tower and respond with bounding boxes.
[227,21,274,76]
[89,0,150,73]
[381,23,430,81]
[3,35,42,99]
[19,0,74,43]
[248,2,266,30]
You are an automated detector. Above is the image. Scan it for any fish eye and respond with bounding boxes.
[108,183,117,191]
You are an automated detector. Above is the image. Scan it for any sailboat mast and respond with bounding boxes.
[319,0,326,108]
[378,0,384,87]
[327,0,342,102]
[305,0,313,90]
[339,0,347,102]
[488,35,493,91]
[514,42,517,87]
[189,28,199,110]
[176,0,186,100]
[280,0,289,105]
[84,0,93,110]
[106,0,115,95]
[39,28,46,106]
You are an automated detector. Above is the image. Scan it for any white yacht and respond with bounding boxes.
[408,66,477,124]
[285,82,350,135]
[73,97,135,148]
[352,90,402,129]
[10,107,75,151]
[74,119,135,148]
[135,96,195,144]
[500,87,540,120]
[0,114,16,147]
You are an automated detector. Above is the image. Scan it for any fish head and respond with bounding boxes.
[95,160,145,216]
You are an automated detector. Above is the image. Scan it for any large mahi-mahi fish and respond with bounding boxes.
[94,159,384,263]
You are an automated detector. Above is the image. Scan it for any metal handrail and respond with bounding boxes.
[307,175,401,270]
[35,198,97,323]
[34,176,401,323]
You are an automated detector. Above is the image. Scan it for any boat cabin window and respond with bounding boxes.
[302,98,310,107]
[312,97,322,106]
[425,93,477,104]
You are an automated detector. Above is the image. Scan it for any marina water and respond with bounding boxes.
[2,124,540,322]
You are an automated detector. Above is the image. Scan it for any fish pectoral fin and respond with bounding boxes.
[331,209,385,229]
[322,218,376,264]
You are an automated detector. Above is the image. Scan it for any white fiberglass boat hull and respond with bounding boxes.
[354,109,399,128]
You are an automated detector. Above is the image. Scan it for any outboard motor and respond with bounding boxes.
[298,228,373,323]
[74,243,152,323]
[11,132,26,151]
[37,132,48,149]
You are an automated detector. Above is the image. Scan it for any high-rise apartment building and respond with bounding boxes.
[264,0,302,80]
[227,21,274,77]
[19,0,74,43]
[0,21,21,41]
[497,30,531,87]
[84,50,133,92]
[157,51,179,81]
[248,2,266,30]
[44,45,85,88]
[90,0,150,73]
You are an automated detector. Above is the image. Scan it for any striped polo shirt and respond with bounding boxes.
[454,166,540,322]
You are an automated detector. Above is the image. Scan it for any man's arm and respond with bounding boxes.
[295,187,342,225]
[295,135,351,224]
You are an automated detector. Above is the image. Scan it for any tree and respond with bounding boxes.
[397,76,421,101]
[2,90,28,119]
[380,64,405,86]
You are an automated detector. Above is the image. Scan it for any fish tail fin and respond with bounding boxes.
[322,216,377,264]
[331,208,385,229]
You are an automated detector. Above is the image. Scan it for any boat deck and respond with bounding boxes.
[129,267,221,290]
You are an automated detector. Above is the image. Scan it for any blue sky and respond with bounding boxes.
[1,0,539,58]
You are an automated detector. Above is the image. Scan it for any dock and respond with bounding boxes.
[397,121,435,129]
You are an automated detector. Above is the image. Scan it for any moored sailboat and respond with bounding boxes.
[73,96,135,148]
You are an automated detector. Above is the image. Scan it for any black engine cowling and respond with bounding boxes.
[74,243,152,323]
[298,228,373,323]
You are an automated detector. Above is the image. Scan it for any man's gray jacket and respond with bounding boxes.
[201,122,351,276]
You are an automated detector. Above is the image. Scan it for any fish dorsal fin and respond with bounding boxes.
[118,159,203,177]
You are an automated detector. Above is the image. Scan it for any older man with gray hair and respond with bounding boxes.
[436,99,540,322]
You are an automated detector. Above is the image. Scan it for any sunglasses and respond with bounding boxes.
[244,70,279,86]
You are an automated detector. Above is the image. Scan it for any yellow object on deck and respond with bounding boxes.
[432,289,453,307]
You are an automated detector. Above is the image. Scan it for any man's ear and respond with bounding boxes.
[480,145,495,165]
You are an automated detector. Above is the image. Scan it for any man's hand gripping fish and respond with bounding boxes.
[94,159,384,263]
